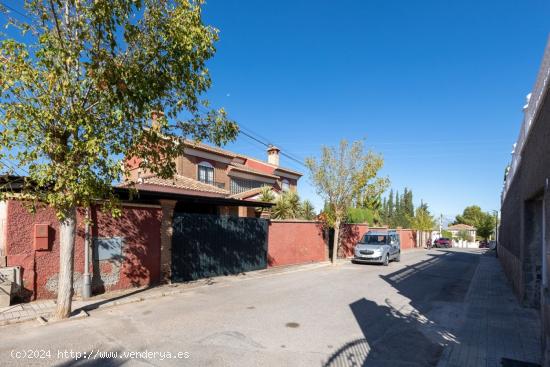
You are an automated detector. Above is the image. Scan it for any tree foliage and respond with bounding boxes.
[0,0,237,319]
[0,0,237,217]
[306,140,389,262]
[381,188,415,228]
[346,207,374,225]
[476,214,496,240]
[257,185,275,203]
[301,199,316,220]
[454,205,496,240]
[411,206,435,232]
[270,190,316,220]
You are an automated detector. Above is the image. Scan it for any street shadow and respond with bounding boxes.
[323,298,444,367]
[323,250,481,366]
[381,250,479,315]
[73,286,152,313]
[53,349,127,366]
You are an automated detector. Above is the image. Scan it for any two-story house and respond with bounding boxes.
[124,139,302,217]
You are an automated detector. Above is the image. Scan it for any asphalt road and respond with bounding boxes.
[0,248,481,367]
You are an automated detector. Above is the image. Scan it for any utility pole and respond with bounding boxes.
[82,207,91,299]
[439,214,443,238]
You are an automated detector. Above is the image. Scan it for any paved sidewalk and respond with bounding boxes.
[437,252,541,367]
[0,261,330,326]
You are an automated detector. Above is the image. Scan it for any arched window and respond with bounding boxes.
[281,179,290,191]
[198,161,214,184]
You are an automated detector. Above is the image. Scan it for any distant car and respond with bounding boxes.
[434,237,452,248]
[352,230,401,266]
[479,240,490,248]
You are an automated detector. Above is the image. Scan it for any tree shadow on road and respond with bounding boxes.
[323,250,480,366]
[323,298,444,367]
[53,349,127,367]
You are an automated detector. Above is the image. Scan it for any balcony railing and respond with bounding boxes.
[502,37,550,203]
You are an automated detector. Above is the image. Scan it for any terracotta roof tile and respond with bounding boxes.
[447,223,476,230]
[126,174,229,195]
[229,187,265,200]
[228,163,279,179]
[184,140,302,176]
[184,140,236,158]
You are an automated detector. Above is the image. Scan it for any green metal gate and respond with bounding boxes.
[171,213,268,281]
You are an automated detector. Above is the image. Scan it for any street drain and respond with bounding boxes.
[285,322,300,328]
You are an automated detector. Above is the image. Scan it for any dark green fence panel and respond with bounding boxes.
[171,213,268,281]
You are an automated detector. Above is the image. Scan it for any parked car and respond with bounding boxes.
[433,237,452,248]
[352,230,401,266]
[479,240,490,248]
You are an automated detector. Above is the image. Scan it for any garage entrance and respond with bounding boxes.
[171,213,268,281]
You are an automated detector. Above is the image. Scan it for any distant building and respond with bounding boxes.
[447,223,477,242]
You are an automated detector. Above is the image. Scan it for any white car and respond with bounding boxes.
[352,230,401,266]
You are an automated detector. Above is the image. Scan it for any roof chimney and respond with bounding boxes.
[267,145,280,166]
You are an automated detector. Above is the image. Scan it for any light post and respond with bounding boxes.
[81,207,92,299]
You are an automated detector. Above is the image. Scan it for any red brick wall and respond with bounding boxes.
[4,200,161,300]
[339,225,417,258]
[339,224,371,257]
[267,221,327,267]
[267,221,418,266]
[90,205,161,294]
[398,229,417,250]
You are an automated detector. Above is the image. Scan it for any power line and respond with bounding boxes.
[0,2,31,21]
[0,158,28,177]
[238,123,306,164]
[195,105,307,168]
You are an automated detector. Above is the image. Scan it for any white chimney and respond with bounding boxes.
[267,145,280,166]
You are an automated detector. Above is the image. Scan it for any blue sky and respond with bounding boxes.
[1,1,548,220]
[200,0,550,219]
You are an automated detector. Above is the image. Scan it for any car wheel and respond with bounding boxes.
[395,252,401,262]
[383,254,389,266]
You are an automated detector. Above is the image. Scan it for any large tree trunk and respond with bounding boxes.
[53,206,77,320]
[332,219,341,264]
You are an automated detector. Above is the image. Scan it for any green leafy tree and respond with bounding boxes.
[392,190,411,228]
[477,214,496,241]
[442,230,453,239]
[306,140,389,263]
[347,207,374,224]
[359,194,382,225]
[454,205,485,227]
[455,205,496,240]
[272,191,302,219]
[257,185,275,203]
[300,200,316,220]
[412,207,435,232]
[411,206,435,247]
[0,0,237,319]
[456,230,471,242]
